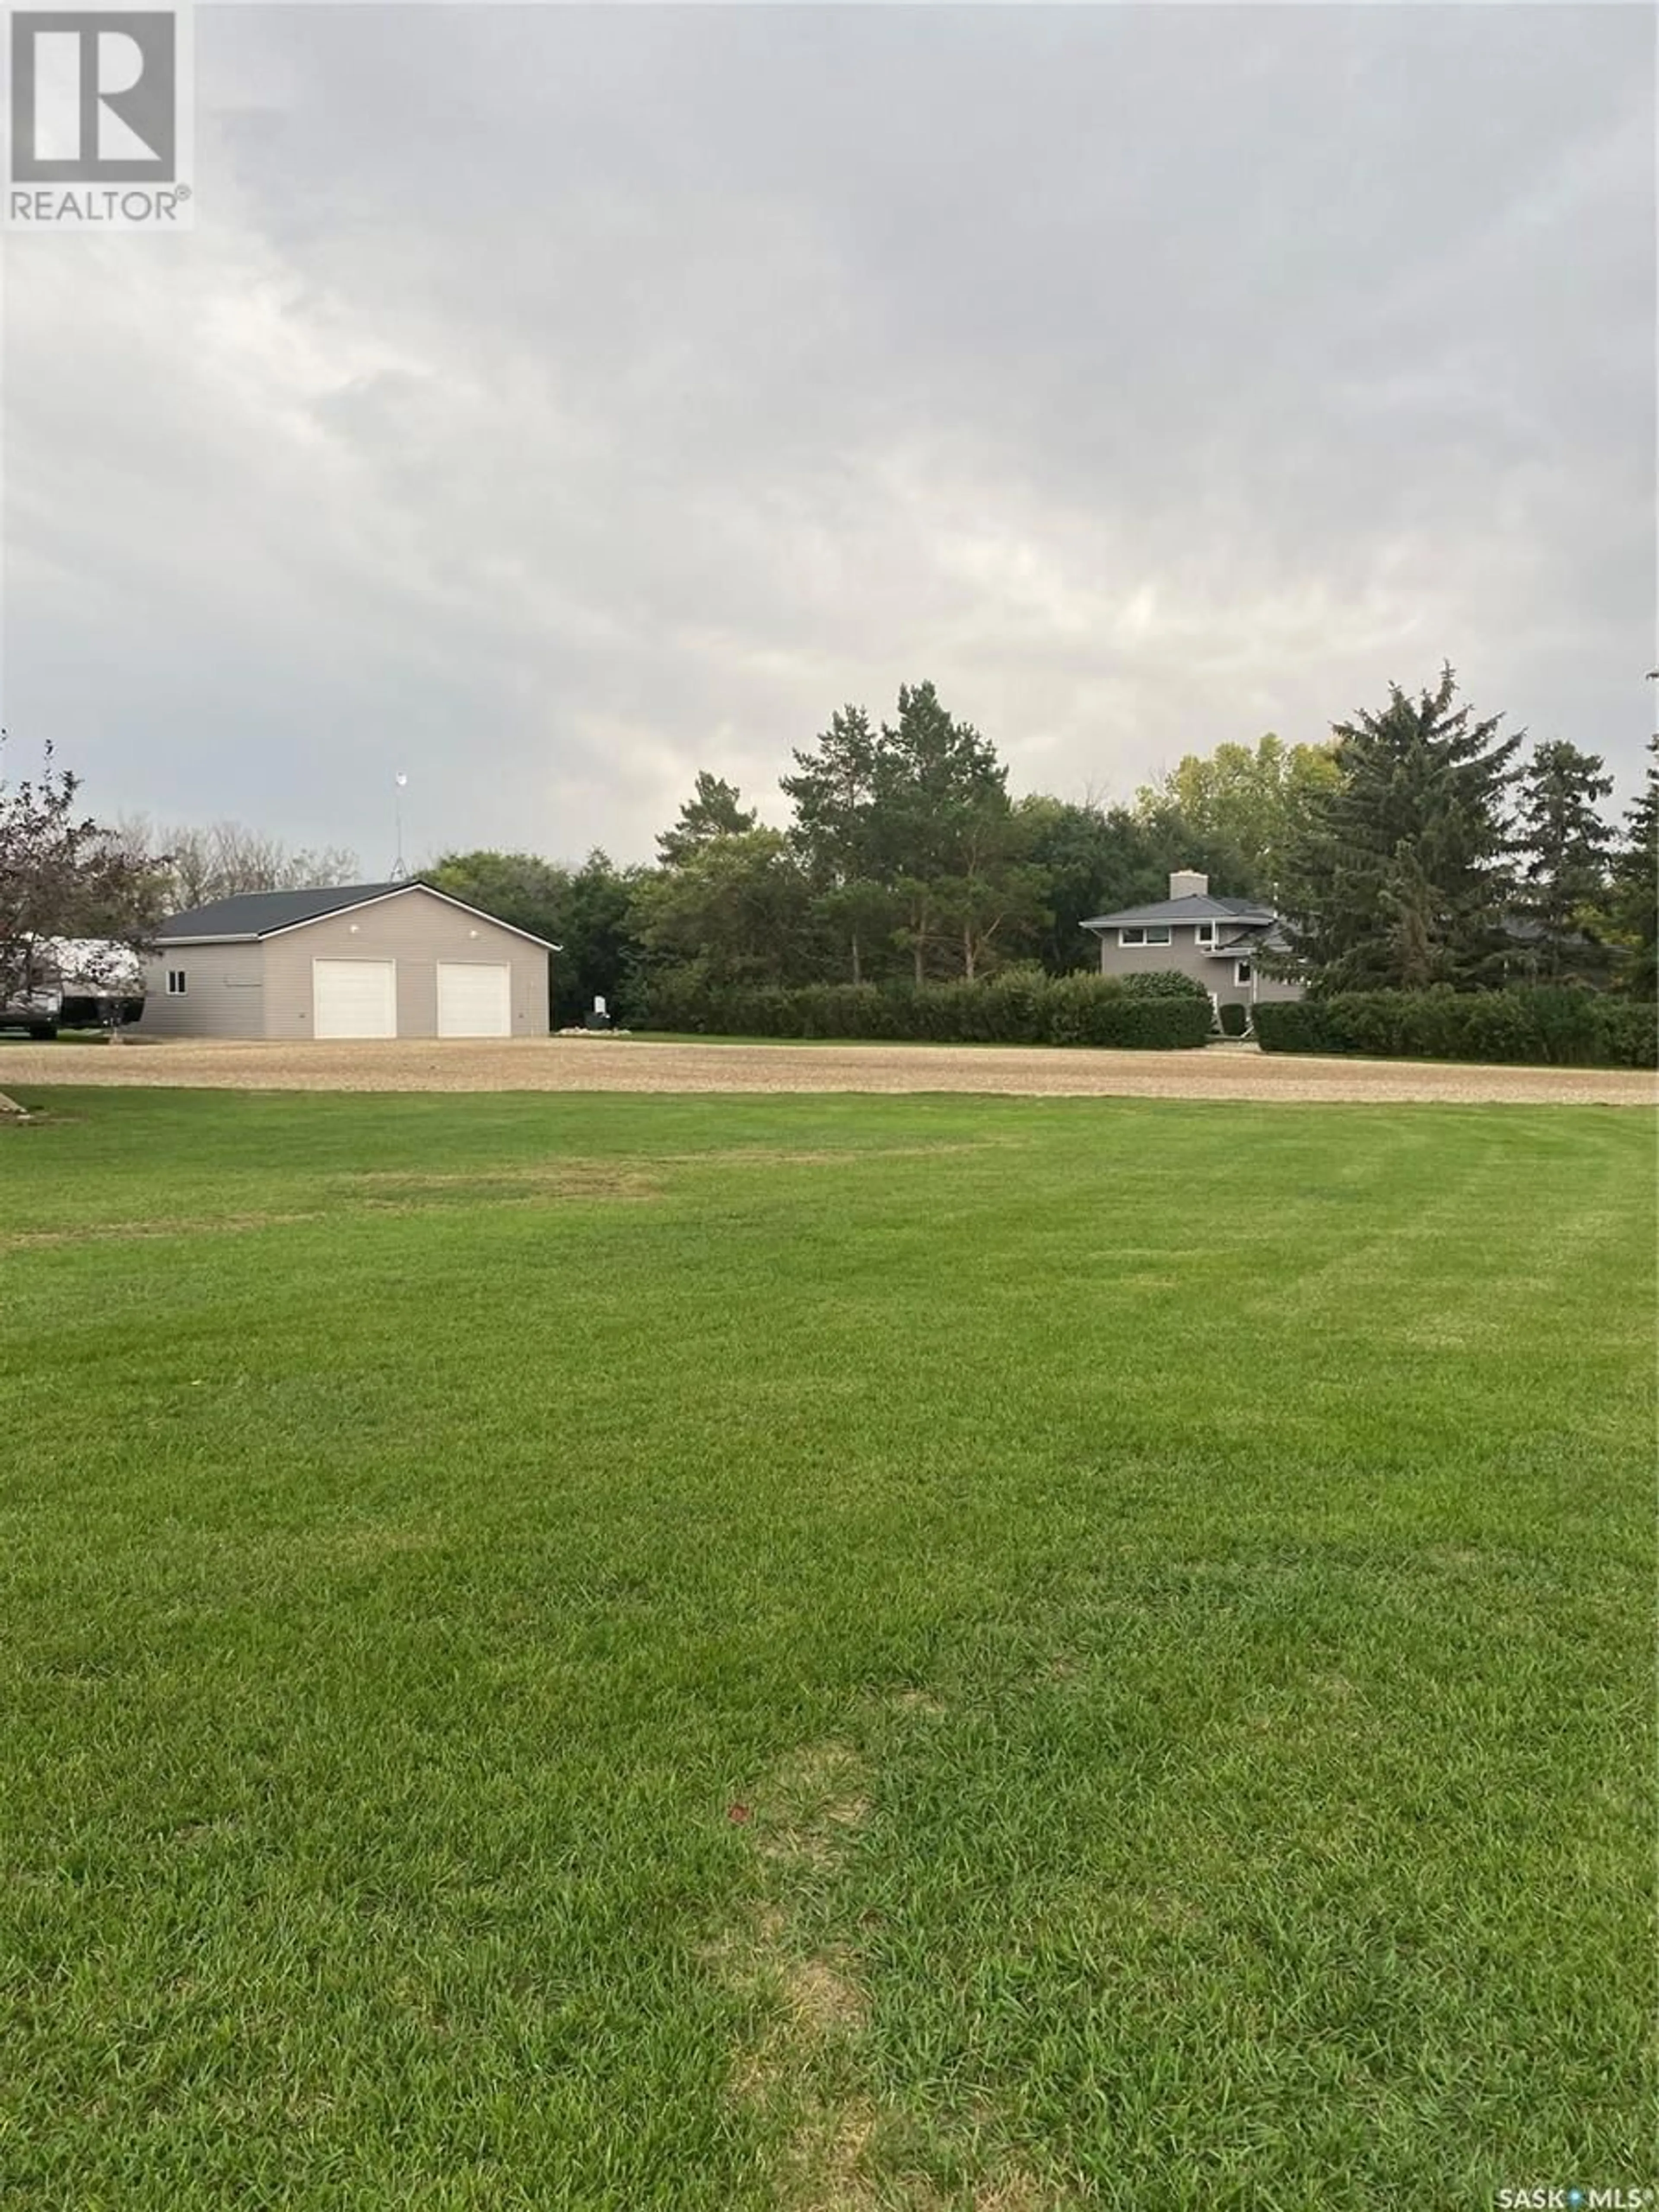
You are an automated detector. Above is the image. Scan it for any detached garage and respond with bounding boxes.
[142,882,554,1042]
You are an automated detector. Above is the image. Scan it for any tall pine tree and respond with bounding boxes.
[1605,737,1658,997]
[779,706,888,985]
[1512,740,1614,979]
[655,773,757,868]
[871,682,1012,986]
[1280,665,1520,992]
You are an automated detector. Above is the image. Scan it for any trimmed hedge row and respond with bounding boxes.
[1255,988,1657,1069]
[641,968,1214,1049]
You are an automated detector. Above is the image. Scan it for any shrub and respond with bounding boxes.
[637,970,1212,1049]
[1218,1001,1250,1037]
[722,986,802,1039]
[1107,996,1214,1048]
[1040,972,1125,1046]
[1254,988,1658,1069]
[1038,974,1209,1048]
[1596,1000,1659,1069]
[793,984,897,1039]
[1119,971,1211,1002]
[974,963,1051,1044]
[1252,1001,1343,1055]
[637,966,719,1033]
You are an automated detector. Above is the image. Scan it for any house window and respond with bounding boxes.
[1234,960,1252,986]
[1195,922,1216,947]
[1119,925,1172,947]
[166,969,187,995]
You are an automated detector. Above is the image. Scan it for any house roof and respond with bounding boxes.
[156,880,560,952]
[1081,893,1278,930]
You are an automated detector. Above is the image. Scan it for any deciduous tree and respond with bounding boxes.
[118,815,360,905]
[1134,734,1340,901]
[0,741,167,1006]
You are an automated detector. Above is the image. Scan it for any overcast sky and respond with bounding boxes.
[4,3,1653,873]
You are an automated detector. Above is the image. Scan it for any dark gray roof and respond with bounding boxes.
[1081,893,1278,930]
[158,883,405,940]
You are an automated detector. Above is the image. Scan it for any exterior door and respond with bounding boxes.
[313,959,397,1039]
[436,962,512,1037]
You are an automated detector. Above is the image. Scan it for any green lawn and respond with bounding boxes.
[1,1089,1653,2211]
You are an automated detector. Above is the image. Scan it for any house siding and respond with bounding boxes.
[139,941,266,1038]
[258,888,549,1039]
[1093,927,1301,1005]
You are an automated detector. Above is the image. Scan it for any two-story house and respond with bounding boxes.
[1082,871,1303,1016]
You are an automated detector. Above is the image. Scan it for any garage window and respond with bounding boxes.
[166,969,187,995]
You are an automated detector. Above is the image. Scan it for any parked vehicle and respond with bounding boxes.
[0,940,146,1038]
[0,977,64,1039]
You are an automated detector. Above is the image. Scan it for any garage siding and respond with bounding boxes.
[259,889,548,1040]
[139,941,266,1039]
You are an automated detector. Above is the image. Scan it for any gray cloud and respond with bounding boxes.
[5,3,1653,869]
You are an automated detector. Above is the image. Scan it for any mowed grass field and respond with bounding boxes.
[0,1088,1653,2212]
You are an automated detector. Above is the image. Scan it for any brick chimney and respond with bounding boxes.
[1168,869,1209,900]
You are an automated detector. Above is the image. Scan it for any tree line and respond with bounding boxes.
[3,670,1653,1020]
[430,671,1656,1022]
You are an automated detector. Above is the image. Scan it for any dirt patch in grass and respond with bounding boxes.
[718,1738,877,2193]
[307,1523,448,1566]
[2,1167,655,1249]
[2,1210,319,1250]
[884,1688,947,1718]
[718,1727,1077,2209]
[755,1741,873,1870]
[779,1950,868,2040]
[344,1162,656,1198]
[664,1143,1000,1170]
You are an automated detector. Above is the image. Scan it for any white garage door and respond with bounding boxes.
[437,962,512,1038]
[313,959,397,1039]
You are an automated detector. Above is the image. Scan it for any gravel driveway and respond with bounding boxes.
[1,1036,1651,1104]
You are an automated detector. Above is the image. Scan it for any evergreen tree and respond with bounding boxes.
[780,706,889,984]
[782,682,1037,984]
[1605,737,1658,997]
[1512,740,1614,980]
[656,773,758,867]
[1279,665,1521,992]
[871,682,1010,985]
[630,827,815,987]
